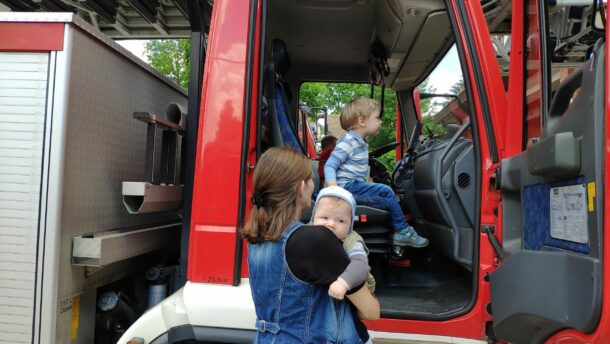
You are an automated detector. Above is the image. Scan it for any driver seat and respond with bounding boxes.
[352,206,391,254]
[263,39,303,153]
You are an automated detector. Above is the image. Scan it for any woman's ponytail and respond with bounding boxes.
[241,147,311,243]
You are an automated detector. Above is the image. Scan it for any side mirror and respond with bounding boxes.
[413,92,462,140]
[592,0,606,33]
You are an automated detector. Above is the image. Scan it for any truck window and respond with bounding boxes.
[415,45,471,141]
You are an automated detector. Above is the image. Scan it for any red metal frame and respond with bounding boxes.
[0,23,64,51]
[240,0,264,279]
[188,0,253,285]
[505,0,526,157]
[461,0,508,158]
[305,125,318,159]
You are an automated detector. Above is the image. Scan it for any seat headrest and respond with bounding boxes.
[272,39,290,77]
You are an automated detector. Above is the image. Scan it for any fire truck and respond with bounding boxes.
[2,0,610,343]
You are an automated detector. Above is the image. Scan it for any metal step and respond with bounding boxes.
[72,220,181,267]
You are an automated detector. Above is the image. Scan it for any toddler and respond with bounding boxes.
[324,97,429,248]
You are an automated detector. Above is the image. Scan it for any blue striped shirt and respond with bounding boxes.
[324,130,369,186]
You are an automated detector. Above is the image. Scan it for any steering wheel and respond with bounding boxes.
[368,142,398,185]
[369,141,399,158]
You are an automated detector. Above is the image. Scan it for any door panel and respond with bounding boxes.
[491,2,605,339]
[491,251,600,342]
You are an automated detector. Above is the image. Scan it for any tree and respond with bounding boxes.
[415,79,444,137]
[299,82,371,113]
[449,78,464,95]
[367,86,397,170]
[145,39,191,90]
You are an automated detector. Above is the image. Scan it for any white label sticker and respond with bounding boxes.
[550,184,588,244]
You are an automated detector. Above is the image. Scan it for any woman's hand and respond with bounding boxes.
[345,284,380,320]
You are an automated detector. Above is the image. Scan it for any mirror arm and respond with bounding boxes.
[418,92,460,100]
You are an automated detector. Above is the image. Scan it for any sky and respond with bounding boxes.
[118,40,463,93]
[422,45,463,93]
[117,40,149,63]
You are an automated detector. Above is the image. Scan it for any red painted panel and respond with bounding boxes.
[188,0,253,285]
[188,227,236,284]
[0,23,64,51]
[505,0,525,157]
[462,0,508,159]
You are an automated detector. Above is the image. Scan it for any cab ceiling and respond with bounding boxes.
[266,0,451,91]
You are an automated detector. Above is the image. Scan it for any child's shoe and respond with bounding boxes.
[392,226,429,248]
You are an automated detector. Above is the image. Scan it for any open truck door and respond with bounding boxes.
[450,0,610,342]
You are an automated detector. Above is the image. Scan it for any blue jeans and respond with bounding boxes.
[344,181,408,232]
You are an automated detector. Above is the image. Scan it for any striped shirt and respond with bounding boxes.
[324,130,369,186]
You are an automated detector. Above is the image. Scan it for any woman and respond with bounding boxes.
[242,147,380,343]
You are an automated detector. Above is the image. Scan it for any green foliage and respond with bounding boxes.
[366,86,397,164]
[299,82,371,112]
[377,150,396,171]
[300,82,398,170]
[450,79,464,94]
[416,78,435,116]
[422,115,446,138]
[145,39,191,90]
[415,78,466,139]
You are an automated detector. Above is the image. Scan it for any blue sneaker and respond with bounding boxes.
[392,226,429,248]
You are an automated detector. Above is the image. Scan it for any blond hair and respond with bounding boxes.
[340,97,381,130]
[312,196,351,220]
[242,147,312,243]
[315,196,349,212]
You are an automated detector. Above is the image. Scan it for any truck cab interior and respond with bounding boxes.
[257,1,606,333]
[257,0,495,320]
[254,2,610,342]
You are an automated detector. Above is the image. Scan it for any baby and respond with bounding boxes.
[311,186,375,299]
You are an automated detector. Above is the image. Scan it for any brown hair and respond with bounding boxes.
[340,97,381,130]
[242,147,313,243]
[320,135,337,151]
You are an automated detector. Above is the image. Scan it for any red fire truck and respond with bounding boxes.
[114,0,610,342]
[1,0,609,343]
